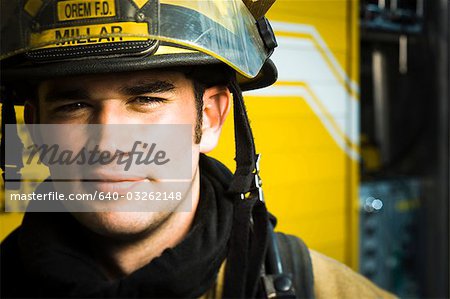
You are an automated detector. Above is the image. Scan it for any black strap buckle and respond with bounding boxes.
[240,154,264,202]
[262,273,297,299]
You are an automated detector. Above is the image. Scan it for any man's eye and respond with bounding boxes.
[54,102,90,113]
[130,96,167,106]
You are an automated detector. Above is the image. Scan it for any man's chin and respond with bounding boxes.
[72,211,172,240]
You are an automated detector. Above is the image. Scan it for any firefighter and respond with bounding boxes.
[0,0,394,298]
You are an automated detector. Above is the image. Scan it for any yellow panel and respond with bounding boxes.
[0,214,23,241]
[267,0,360,86]
[211,93,358,264]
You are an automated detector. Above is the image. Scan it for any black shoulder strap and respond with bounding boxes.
[275,232,315,299]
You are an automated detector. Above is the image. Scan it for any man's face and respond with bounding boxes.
[31,70,230,239]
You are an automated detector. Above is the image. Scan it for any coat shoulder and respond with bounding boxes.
[310,250,397,299]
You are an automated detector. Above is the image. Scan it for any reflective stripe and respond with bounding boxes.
[30,22,149,49]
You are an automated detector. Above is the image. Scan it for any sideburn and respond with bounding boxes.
[193,80,206,144]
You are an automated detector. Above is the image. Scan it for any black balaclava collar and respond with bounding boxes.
[17,154,234,298]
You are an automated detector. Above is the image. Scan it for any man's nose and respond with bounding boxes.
[89,103,134,155]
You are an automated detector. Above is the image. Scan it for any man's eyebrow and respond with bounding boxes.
[120,81,176,95]
[43,88,90,103]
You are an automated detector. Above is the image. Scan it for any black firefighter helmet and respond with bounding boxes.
[0,0,278,188]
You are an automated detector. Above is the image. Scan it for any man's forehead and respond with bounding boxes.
[39,69,188,92]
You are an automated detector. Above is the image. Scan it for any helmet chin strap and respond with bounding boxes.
[223,77,270,298]
[1,89,24,191]
[227,77,257,194]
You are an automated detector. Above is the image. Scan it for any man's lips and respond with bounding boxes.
[82,171,153,193]
[83,169,152,181]
[91,180,147,194]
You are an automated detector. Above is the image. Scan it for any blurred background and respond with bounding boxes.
[1,0,448,298]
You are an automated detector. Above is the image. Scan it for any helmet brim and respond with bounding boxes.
[1,52,277,94]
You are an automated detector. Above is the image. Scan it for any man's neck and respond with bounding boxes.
[89,172,201,279]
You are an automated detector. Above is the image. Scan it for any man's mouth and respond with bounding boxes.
[83,171,152,194]
[91,179,150,194]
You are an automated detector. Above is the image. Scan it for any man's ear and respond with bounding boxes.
[199,86,231,153]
